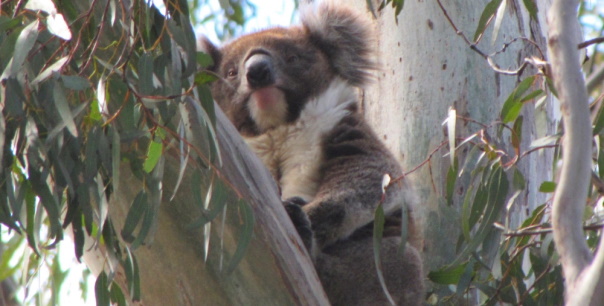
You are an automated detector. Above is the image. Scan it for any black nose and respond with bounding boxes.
[246,54,274,88]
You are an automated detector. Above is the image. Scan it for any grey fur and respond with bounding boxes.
[201,2,424,305]
[301,1,376,86]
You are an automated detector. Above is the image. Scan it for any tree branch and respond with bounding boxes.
[547,0,598,303]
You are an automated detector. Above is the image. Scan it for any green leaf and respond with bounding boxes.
[31,56,68,86]
[84,126,100,181]
[511,116,523,150]
[392,0,404,17]
[0,235,24,281]
[428,263,468,284]
[138,52,154,95]
[468,182,488,234]
[196,85,221,166]
[72,213,85,261]
[501,76,536,123]
[446,158,458,206]
[197,52,214,68]
[122,248,141,301]
[519,89,544,103]
[545,76,558,98]
[29,169,63,241]
[111,129,120,194]
[513,168,526,190]
[372,204,396,305]
[456,259,474,295]
[450,164,508,267]
[194,71,218,86]
[95,271,110,306]
[121,191,148,243]
[473,0,503,42]
[130,200,155,250]
[522,0,538,19]
[132,254,141,300]
[593,102,604,135]
[53,82,79,137]
[226,199,255,274]
[0,17,21,33]
[539,181,556,193]
[110,283,127,306]
[599,141,604,179]
[143,140,163,173]
[187,179,228,229]
[461,185,474,242]
[62,75,91,91]
[1,19,39,80]
[516,204,546,248]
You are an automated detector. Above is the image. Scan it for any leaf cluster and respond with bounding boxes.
[0,0,254,304]
[424,0,604,304]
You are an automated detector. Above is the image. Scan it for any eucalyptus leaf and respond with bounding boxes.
[110,283,126,306]
[446,158,458,206]
[449,165,508,267]
[372,204,396,306]
[95,272,110,306]
[473,0,503,42]
[62,75,91,91]
[143,140,163,173]
[1,20,39,80]
[428,263,468,285]
[47,13,72,40]
[121,191,148,243]
[53,82,78,137]
[539,181,556,193]
[522,0,538,19]
[226,199,255,274]
[138,52,154,95]
[31,56,68,86]
[501,76,536,123]
[197,52,214,68]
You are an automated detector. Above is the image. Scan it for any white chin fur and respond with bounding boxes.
[248,87,288,131]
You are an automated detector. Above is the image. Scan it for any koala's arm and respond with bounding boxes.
[302,114,406,249]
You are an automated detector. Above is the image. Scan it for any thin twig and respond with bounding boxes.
[435,0,487,58]
[578,37,604,49]
[503,223,604,237]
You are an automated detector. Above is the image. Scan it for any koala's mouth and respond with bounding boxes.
[251,86,283,110]
[247,86,288,131]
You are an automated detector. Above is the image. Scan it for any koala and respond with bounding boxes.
[201,2,424,305]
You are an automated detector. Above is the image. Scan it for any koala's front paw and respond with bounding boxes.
[284,197,313,252]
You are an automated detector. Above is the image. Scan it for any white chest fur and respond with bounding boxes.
[244,79,357,201]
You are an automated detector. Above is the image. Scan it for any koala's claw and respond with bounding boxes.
[284,198,313,252]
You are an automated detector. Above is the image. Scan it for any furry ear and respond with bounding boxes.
[301,2,375,87]
[197,36,221,71]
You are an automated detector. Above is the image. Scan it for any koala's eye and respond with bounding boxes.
[287,55,299,63]
[227,68,238,78]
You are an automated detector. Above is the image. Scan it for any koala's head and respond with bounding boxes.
[200,2,375,137]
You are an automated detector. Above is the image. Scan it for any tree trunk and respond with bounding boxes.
[82,103,329,305]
